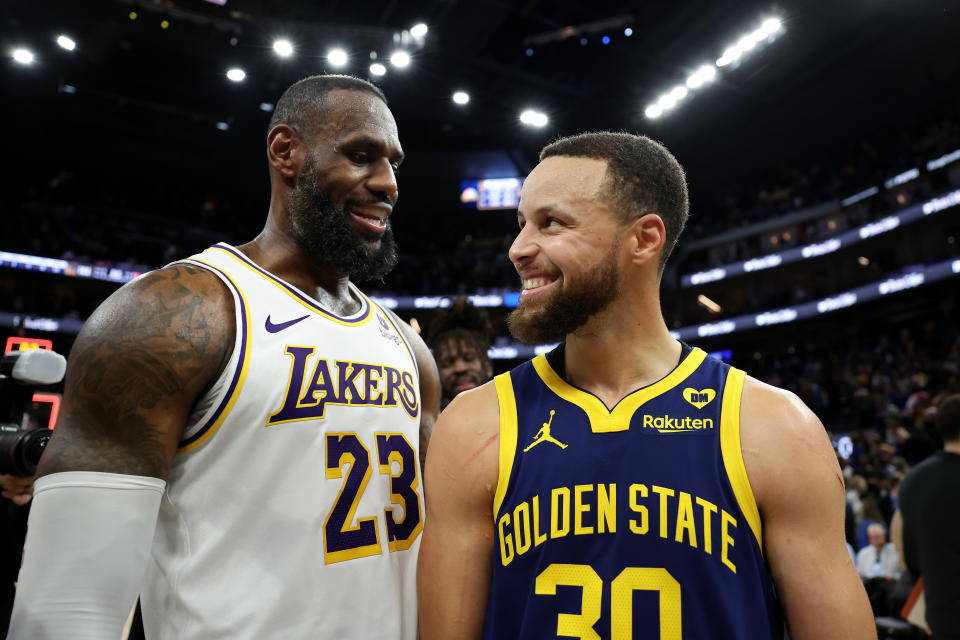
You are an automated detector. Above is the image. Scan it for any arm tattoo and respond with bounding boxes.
[39,265,231,478]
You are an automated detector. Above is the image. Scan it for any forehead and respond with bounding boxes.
[520,156,608,211]
[435,336,481,358]
[312,89,400,148]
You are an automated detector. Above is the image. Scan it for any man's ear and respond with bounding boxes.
[628,213,666,268]
[267,124,302,180]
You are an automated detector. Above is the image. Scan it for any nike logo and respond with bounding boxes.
[265,314,309,333]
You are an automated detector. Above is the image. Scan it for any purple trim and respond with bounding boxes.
[179,260,248,448]
[213,243,370,324]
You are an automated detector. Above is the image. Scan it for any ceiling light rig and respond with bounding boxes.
[452,91,470,105]
[644,15,784,119]
[520,109,549,128]
[272,39,293,58]
[327,48,348,68]
[11,48,35,65]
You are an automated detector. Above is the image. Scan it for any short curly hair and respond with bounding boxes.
[539,131,689,270]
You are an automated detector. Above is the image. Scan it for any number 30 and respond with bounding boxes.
[535,563,681,639]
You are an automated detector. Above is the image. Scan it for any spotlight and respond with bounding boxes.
[216,122,230,131]
[716,46,740,67]
[226,68,245,82]
[624,27,633,37]
[686,65,716,89]
[370,63,386,76]
[410,23,428,38]
[259,102,274,112]
[645,104,663,118]
[11,49,34,65]
[327,48,348,67]
[761,17,782,35]
[657,93,677,110]
[669,85,688,101]
[390,50,410,68]
[452,91,470,105]
[273,39,293,58]
[56,35,76,51]
[520,109,548,127]
[601,36,611,45]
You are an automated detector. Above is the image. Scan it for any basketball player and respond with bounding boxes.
[9,75,439,639]
[418,132,875,639]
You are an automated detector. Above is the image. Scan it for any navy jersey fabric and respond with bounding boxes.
[483,345,782,639]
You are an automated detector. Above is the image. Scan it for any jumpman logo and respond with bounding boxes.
[523,410,568,452]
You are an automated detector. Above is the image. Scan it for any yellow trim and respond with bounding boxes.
[532,348,709,433]
[177,259,251,453]
[493,373,519,518]
[719,367,763,554]
[210,245,372,327]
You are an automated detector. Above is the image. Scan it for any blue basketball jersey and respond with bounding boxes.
[482,345,783,639]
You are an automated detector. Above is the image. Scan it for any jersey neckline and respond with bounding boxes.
[531,346,708,432]
[210,243,372,326]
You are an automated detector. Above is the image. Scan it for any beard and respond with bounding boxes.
[507,248,621,345]
[287,157,398,282]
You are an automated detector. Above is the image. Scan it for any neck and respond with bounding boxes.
[237,210,355,310]
[944,439,960,455]
[563,284,680,410]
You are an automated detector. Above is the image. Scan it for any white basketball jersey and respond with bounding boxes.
[140,243,422,639]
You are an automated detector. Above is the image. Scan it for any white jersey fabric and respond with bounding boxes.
[140,243,422,639]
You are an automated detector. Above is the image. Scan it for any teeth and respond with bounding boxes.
[522,277,553,290]
[354,211,386,227]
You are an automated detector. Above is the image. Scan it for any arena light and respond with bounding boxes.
[369,62,387,76]
[327,48,348,68]
[12,48,34,65]
[410,23,428,38]
[259,102,274,112]
[697,294,722,314]
[647,14,784,118]
[272,39,294,58]
[519,109,548,127]
[452,91,470,105]
[215,121,229,131]
[685,64,716,88]
[56,35,76,51]
[390,50,411,68]
[226,68,245,82]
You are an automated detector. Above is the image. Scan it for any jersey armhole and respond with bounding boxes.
[719,367,764,554]
[174,258,251,453]
[492,372,518,519]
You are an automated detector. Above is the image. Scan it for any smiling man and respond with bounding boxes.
[418,132,875,640]
[427,297,495,410]
[9,75,439,640]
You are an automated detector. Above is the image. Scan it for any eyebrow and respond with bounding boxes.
[516,203,564,221]
[341,133,405,164]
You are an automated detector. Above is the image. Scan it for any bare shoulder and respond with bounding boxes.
[425,381,501,502]
[38,263,236,479]
[738,375,841,509]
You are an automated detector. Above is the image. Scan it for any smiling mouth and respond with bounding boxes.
[349,209,388,233]
[520,275,559,299]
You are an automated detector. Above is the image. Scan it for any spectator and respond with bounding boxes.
[855,522,901,580]
[898,393,960,639]
[426,297,494,410]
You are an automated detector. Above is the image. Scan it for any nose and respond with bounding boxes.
[367,158,399,205]
[508,223,536,267]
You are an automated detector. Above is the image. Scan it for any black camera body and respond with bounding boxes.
[0,349,67,476]
[0,423,51,476]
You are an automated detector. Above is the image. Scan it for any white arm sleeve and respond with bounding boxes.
[7,471,165,640]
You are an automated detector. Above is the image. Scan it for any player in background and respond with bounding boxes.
[418,131,875,640]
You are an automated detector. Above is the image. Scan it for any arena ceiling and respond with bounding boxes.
[2,0,958,214]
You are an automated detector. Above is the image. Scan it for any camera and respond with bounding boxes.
[0,423,51,476]
[0,349,67,476]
